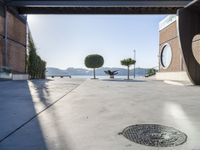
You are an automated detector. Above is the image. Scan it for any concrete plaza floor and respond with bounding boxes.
[0,78,200,150]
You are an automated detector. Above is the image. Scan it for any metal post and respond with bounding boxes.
[133,49,136,79]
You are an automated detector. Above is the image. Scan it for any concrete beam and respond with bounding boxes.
[6,0,191,7]
[5,0,191,14]
[17,6,181,14]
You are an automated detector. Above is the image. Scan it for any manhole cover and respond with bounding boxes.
[120,124,187,147]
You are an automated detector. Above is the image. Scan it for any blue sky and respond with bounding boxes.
[28,15,165,69]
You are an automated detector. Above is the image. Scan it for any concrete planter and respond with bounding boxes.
[12,74,29,80]
[110,75,114,79]
[0,72,12,79]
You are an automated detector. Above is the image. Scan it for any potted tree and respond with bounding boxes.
[84,54,104,79]
[104,70,118,79]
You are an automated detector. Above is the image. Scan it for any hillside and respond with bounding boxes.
[46,67,149,77]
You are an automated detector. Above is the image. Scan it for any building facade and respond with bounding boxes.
[0,3,27,78]
[156,15,191,82]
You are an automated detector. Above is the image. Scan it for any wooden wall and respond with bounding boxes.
[178,5,200,84]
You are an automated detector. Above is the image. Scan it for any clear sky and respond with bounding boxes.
[27,15,165,69]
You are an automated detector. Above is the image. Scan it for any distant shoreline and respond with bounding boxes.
[46,67,149,77]
[46,75,144,79]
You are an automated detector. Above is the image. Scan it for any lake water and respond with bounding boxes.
[51,75,144,79]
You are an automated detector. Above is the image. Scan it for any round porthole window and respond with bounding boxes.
[192,34,200,64]
[161,44,172,68]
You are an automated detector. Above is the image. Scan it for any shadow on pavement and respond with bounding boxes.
[0,80,48,150]
[101,79,146,83]
[0,79,76,150]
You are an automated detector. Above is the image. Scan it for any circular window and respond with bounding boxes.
[192,34,200,64]
[161,44,172,68]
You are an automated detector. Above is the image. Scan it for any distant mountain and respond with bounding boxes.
[47,67,66,75]
[46,67,149,77]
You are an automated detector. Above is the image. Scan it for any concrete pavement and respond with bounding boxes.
[0,78,84,144]
[0,78,200,150]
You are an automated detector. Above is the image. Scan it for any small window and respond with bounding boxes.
[161,43,172,69]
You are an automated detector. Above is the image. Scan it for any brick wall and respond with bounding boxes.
[7,11,26,73]
[0,13,4,35]
[0,37,3,68]
[0,4,26,74]
[160,22,177,45]
[7,12,26,45]
[7,41,26,73]
[159,21,186,72]
[0,5,4,68]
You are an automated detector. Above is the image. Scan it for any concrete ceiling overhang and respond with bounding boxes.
[185,0,200,13]
[3,0,192,14]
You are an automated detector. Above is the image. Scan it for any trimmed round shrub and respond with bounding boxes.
[84,54,104,79]
[85,54,104,69]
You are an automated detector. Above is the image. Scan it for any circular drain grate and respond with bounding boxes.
[120,124,187,147]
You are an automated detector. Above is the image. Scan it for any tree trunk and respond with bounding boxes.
[127,66,130,80]
[93,68,96,79]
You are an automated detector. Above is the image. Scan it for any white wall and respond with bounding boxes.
[156,72,190,82]
[12,74,29,80]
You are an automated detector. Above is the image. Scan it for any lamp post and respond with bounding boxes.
[133,49,136,79]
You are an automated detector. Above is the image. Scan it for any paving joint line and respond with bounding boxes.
[0,82,84,143]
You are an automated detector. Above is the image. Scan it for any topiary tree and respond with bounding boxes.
[85,54,104,79]
[121,58,136,80]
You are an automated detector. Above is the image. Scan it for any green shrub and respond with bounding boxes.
[28,32,46,79]
[85,54,104,79]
